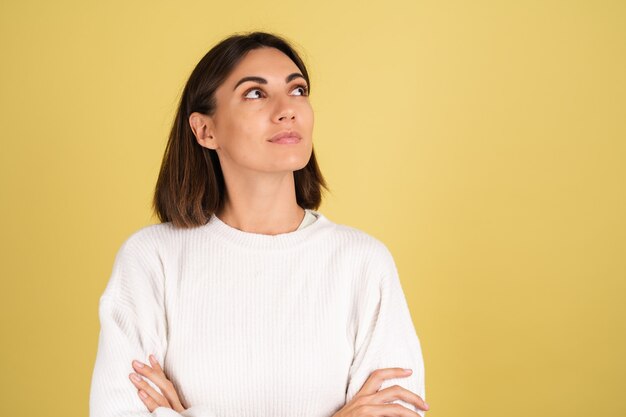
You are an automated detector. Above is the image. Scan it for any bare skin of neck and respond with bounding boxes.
[215,170,306,235]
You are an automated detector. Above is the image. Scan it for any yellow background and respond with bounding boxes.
[1,1,624,416]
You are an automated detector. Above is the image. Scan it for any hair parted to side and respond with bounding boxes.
[153,31,329,229]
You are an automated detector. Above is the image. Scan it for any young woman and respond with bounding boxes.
[89,31,429,417]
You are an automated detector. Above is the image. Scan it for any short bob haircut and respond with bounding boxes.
[153,31,329,229]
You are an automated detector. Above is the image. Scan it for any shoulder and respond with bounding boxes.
[111,221,188,269]
[323,219,405,301]
[117,222,177,252]
[321,215,397,272]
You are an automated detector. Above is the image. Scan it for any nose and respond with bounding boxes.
[273,96,296,123]
[277,112,295,122]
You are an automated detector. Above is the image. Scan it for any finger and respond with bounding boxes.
[129,373,171,409]
[133,360,170,394]
[148,354,185,411]
[137,389,161,413]
[357,403,422,417]
[149,354,165,375]
[358,368,413,396]
[376,384,430,411]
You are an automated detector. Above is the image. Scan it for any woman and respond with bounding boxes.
[89,31,429,417]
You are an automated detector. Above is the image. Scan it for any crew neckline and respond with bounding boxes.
[204,209,331,250]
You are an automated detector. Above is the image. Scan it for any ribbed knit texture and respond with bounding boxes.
[89,210,426,417]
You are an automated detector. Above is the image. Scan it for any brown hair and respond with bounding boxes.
[153,31,329,228]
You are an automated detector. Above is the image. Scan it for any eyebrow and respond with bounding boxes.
[233,73,306,90]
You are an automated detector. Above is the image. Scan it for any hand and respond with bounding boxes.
[333,368,430,417]
[129,354,187,413]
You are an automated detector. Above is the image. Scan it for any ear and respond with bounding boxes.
[189,112,219,150]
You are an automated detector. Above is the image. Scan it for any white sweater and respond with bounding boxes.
[89,210,426,417]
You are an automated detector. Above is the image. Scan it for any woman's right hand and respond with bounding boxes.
[333,368,429,417]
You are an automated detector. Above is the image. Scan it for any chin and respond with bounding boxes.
[265,156,310,173]
[259,144,311,171]
[276,148,312,168]
[287,159,310,172]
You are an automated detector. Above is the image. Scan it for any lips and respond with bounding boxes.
[268,130,302,144]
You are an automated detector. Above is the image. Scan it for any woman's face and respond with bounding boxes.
[206,47,314,175]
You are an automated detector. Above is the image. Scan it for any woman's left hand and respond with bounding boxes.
[129,354,187,413]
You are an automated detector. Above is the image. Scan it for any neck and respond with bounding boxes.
[215,171,305,236]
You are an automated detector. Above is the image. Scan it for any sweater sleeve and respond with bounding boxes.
[345,242,427,417]
[89,237,215,417]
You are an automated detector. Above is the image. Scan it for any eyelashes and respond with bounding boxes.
[291,84,309,96]
[243,88,262,99]
[243,83,309,100]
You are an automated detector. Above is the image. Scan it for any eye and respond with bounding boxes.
[243,88,264,99]
[291,84,309,96]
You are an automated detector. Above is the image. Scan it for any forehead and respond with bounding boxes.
[226,47,301,82]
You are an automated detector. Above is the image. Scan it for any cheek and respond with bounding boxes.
[239,112,268,138]
[217,112,271,166]
[217,108,263,144]
[301,104,314,132]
